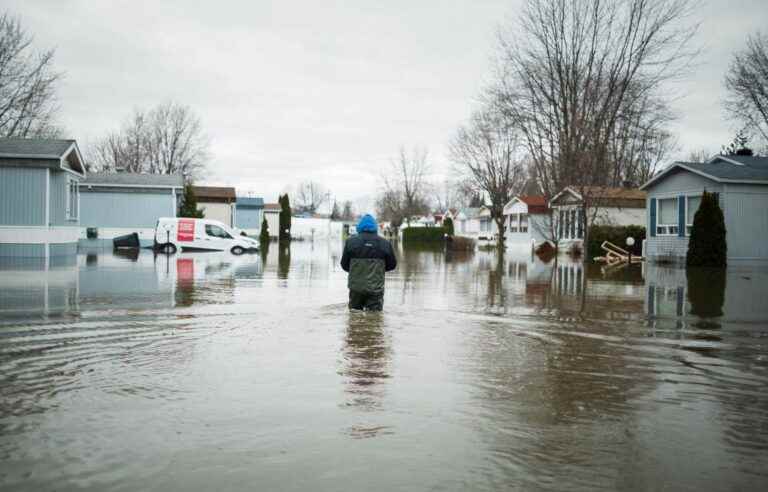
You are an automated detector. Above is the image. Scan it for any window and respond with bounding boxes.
[480,218,491,232]
[559,210,566,239]
[520,213,528,233]
[66,179,79,220]
[656,197,678,235]
[686,195,701,235]
[509,213,519,233]
[205,224,233,239]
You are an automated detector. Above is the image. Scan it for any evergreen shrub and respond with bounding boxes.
[686,191,727,267]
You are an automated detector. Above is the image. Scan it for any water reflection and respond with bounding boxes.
[1,245,768,490]
[340,312,391,413]
[278,243,291,280]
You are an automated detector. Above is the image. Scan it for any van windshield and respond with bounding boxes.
[205,224,233,239]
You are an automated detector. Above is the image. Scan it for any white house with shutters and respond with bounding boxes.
[640,155,768,263]
[503,195,551,247]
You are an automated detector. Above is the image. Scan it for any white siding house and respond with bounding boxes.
[640,155,768,263]
[476,206,498,241]
[0,138,86,257]
[193,186,236,227]
[503,195,551,247]
[549,186,646,248]
[455,207,480,237]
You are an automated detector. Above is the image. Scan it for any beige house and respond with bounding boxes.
[193,186,236,227]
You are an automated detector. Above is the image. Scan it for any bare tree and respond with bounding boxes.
[294,181,328,214]
[724,31,768,151]
[88,102,209,179]
[450,106,526,250]
[492,0,699,252]
[381,146,431,226]
[0,13,62,138]
[685,148,714,162]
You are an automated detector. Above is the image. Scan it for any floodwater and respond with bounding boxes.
[1,241,767,491]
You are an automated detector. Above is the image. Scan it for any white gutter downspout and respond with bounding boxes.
[45,168,50,259]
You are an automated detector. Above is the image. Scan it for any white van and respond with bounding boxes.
[154,217,260,255]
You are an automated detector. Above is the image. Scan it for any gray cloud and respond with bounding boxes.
[5,0,767,204]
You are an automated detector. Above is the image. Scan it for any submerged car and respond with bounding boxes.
[154,217,259,254]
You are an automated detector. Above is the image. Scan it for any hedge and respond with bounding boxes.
[587,225,646,258]
[402,227,447,243]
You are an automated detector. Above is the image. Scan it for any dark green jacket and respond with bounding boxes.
[340,232,397,294]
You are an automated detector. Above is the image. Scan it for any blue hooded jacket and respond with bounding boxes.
[356,214,378,234]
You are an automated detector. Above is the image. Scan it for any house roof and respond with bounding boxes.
[518,195,549,214]
[192,186,236,201]
[550,186,646,207]
[458,207,480,219]
[0,138,86,176]
[640,155,768,189]
[81,172,183,188]
[263,203,281,211]
[0,138,75,159]
[236,197,264,208]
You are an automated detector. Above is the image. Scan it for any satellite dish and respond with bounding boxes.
[626,237,635,247]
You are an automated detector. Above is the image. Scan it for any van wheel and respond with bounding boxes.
[231,246,245,255]
[159,243,177,254]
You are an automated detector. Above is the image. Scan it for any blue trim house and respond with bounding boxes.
[640,155,768,263]
[0,138,86,257]
[235,197,264,234]
[79,173,184,247]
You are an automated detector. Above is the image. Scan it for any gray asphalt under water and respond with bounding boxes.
[1,241,767,491]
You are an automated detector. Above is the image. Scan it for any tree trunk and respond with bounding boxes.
[495,216,506,252]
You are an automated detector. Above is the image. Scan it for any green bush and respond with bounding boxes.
[259,216,270,243]
[279,194,291,242]
[587,225,646,258]
[179,184,204,218]
[687,191,727,267]
[402,227,447,243]
[443,217,454,236]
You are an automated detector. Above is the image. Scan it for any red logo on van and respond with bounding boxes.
[177,219,195,242]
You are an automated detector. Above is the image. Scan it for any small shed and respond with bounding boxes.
[503,195,551,246]
[640,155,768,262]
[79,172,183,247]
[0,138,86,257]
[193,186,236,227]
[234,197,264,234]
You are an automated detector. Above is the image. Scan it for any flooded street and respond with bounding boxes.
[1,242,767,491]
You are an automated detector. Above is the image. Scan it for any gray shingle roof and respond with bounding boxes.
[642,155,768,190]
[81,172,183,188]
[0,138,75,159]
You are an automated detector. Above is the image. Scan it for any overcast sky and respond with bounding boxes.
[5,0,768,207]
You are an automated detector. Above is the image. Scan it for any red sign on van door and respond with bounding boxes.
[177,219,195,242]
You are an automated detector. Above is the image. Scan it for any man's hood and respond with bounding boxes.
[356,214,378,234]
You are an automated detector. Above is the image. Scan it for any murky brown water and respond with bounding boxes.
[1,241,767,491]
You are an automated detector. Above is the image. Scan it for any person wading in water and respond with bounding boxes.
[340,214,397,311]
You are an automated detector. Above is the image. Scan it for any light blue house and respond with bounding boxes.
[235,197,264,234]
[0,138,86,257]
[640,155,768,263]
[79,172,184,247]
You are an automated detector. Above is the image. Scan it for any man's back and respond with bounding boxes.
[340,215,397,310]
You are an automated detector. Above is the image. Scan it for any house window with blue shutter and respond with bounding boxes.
[656,197,678,235]
[649,198,657,237]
